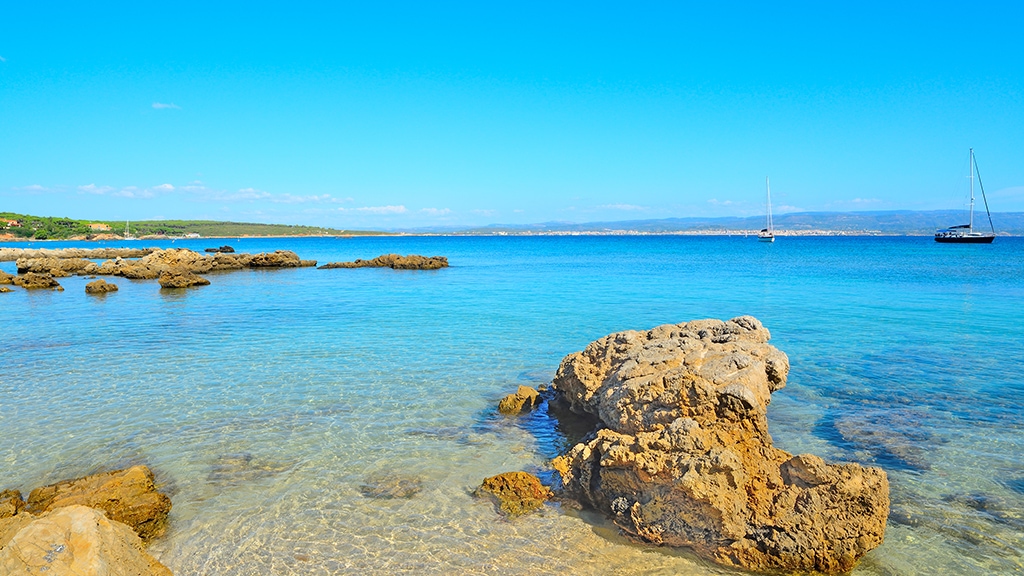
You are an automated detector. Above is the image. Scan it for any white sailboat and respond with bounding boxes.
[934,148,996,243]
[758,177,775,242]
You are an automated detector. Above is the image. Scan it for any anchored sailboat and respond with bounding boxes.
[758,177,775,242]
[935,149,996,244]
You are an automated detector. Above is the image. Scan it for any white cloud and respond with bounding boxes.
[16,184,46,191]
[153,183,175,191]
[340,205,407,214]
[420,207,451,216]
[271,193,334,204]
[707,199,738,206]
[78,183,114,195]
[152,102,181,110]
[112,186,155,199]
[598,203,647,211]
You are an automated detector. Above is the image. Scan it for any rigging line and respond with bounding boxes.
[973,154,996,234]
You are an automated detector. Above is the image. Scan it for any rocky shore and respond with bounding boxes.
[0,466,172,574]
[545,316,890,573]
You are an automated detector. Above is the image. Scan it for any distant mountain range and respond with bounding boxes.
[403,210,1024,236]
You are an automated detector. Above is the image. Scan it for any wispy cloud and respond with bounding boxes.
[420,207,451,216]
[153,183,175,191]
[112,186,155,199]
[339,205,407,214]
[598,203,648,211]
[152,102,181,110]
[271,193,335,204]
[707,199,739,206]
[15,184,47,191]
[78,183,115,195]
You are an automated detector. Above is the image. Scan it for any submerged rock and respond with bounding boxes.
[550,316,889,574]
[498,385,541,415]
[0,505,172,576]
[359,474,423,499]
[85,279,119,294]
[318,254,448,270]
[475,471,552,518]
[207,453,292,486]
[158,267,211,289]
[12,272,63,291]
[26,465,172,541]
[833,407,934,470]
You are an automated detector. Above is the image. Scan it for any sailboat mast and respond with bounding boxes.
[766,177,773,233]
[969,148,975,232]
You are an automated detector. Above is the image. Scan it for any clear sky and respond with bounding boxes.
[2,1,1022,229]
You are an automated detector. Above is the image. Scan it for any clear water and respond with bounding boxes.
[1,236,1022,575]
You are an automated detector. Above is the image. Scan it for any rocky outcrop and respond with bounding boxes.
[0,271,12,285]
[85,279,119,294]
[26,465,172,541]
[204,245,235,253]
[12,272,63,291]
[17,257,97,277]
[158,267,211,289]
[0,490,24,519]
[550,316,889,573]
[0,286,11,293]
[318,254,448,270]
[498,386,541,415]
[0,505,172,576]
[0,247,157,262]
[475,472,552,517]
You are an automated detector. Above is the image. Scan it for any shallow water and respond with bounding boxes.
[1,235,1022,574]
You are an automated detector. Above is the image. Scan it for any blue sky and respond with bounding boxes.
[2,2,1022,229]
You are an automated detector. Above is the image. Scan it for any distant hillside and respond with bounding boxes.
[418,210,1024,236]
[0,213,387,240]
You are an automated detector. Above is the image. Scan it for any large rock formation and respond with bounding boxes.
[17,257,97,276]
[0,505,171,576]
[0,271,12,285]
[15,248,312,280]
[158,267,211,289]
[550,316,889,573]
[26,465,172,541]
[318,254,448,270]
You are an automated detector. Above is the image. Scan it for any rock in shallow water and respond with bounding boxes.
[318,254,448,270]
[85,279,119,294]
[27,465,172,541]
[475,471,552,518]
[550,316,889,574]
[359,474,423,499]
[498,385,541,415]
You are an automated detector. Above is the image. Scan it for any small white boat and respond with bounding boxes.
[758,177,775,242]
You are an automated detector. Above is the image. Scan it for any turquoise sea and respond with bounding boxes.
[2,235,1022,575]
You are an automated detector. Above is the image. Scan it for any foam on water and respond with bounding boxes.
[1,236,1022,574]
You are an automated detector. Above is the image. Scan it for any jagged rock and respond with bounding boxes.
[0,490,24,519]
[475,471,552,518]
[550,316,889,574]
[0,271,13,285]
[498,385,541,415]
[299,259,318,267]
[85,279,119,294]
[12,272,63,291]
[0,505,172,576]
[26,465,172,541]
[358,474,423,499]
[204,245,235,253]
[158,267,211,289]
[0,286,11,293]
[318,254,448,270]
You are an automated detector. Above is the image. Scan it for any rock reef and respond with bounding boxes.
[12,272,63,291]
[0,247,156,262]
[318,254,448,270]
[550,316,889,573]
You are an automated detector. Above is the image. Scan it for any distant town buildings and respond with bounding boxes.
[2,219,22,228]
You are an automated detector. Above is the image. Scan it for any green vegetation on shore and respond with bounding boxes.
[0,212,387,240]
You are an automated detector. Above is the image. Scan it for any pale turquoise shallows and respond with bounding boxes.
[2,236,1022,575]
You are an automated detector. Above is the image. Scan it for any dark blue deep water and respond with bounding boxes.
[2,235,1022,574]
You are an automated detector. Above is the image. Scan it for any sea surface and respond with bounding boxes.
[2,235,1023,575]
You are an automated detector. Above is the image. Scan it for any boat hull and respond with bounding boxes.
[934,235,995,244]
[758,236,775,242]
